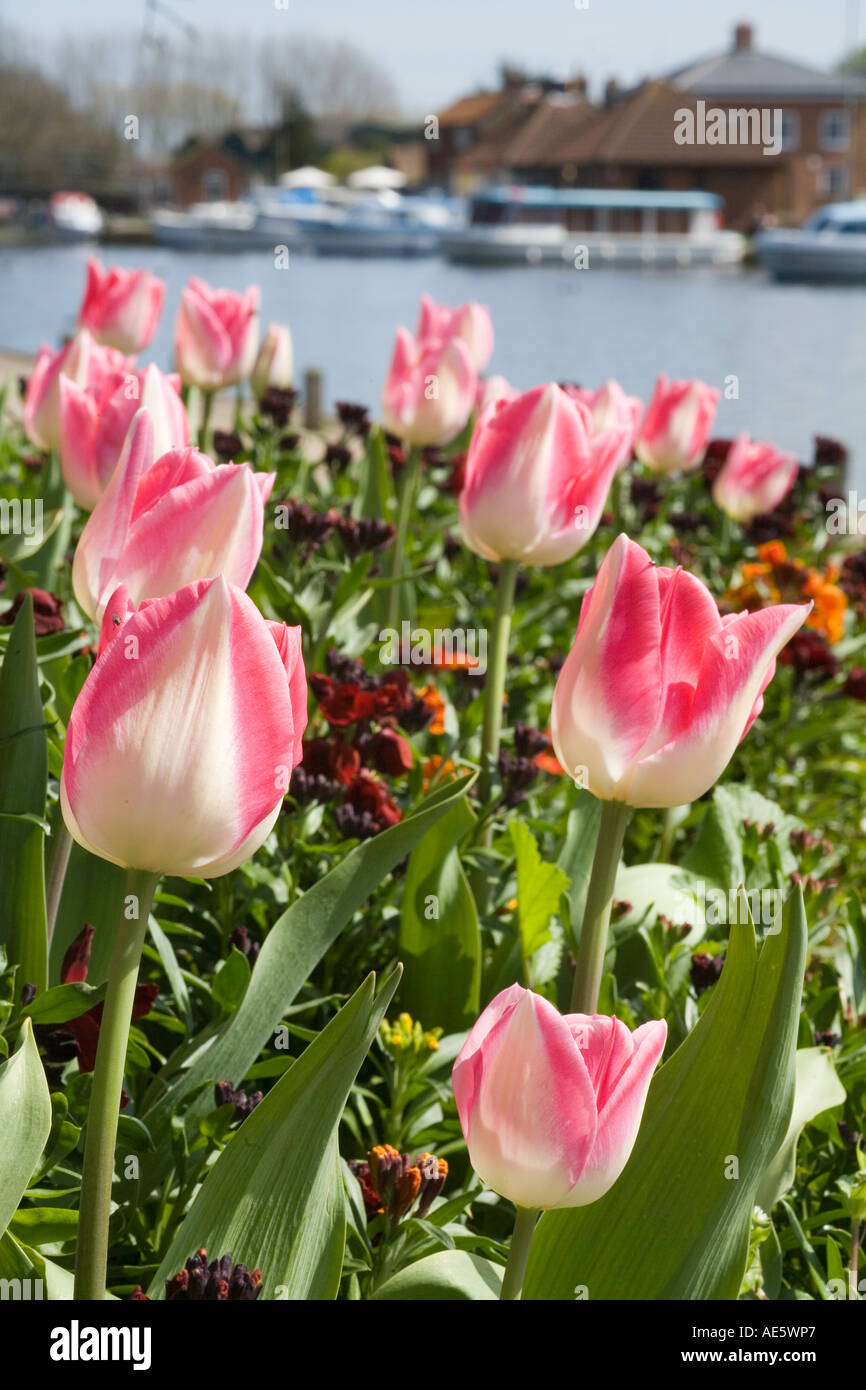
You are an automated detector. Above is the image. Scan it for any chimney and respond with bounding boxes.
[604,78,620,106]
[734,22,753,51]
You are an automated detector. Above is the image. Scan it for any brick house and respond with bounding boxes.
[435,24,866,227]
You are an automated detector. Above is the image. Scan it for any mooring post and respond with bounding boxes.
[304,368,323,429]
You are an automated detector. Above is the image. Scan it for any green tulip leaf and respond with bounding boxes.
[0,1229,78,1300]
[147,967,400,1300]
[523,889,807,1300]
[0,595,48,995]
[140,773,477,1142]
[398,795,481,1032]
[0,1020,53,1238]
[371,1248,503,1300]
[756,1046,846,1213]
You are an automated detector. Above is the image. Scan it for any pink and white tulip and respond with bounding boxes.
[567,380,643,472]
[382,327,477,446]
[174,276,260,391]
[712,435,799,523]
[251,322,293,397]
[476,375,518,412]
[635,375,719,475]
[551,534,810,807]
[72,410,274,621]
[458,385,625,566]
[77,258,165,353]
[61,576,306,878]
[60,362,189,511]
[24,329,131,455]
[416,293,494,372]
[453,985,666,1210]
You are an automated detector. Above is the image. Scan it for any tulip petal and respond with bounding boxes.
[618,602,810,807]
[551,535,662,796]
[556,1019,667,1207]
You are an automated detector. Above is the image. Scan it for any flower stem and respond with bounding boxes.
[479,559,520,811]
[849,1219,861,1301]
[198,389,214,452]
[385,445,421,632]
[74,868,159,1300]
[500,1206,539,1300]
[570,798,630,1014]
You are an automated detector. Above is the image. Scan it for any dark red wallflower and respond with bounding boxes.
[778,629,838,676]
[165,1250,262,1301]
[317,681,377,726]
[370,668,414,717]
[844,666,866,701]
[365,728,413,776]
[302,736,361,785]
[0,587,65,635]
[344,772,402,828]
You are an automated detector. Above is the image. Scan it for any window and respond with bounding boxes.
[823,163,849,197]
[202,167,229,200]
[818,110,850,152]
[781,110,800,152]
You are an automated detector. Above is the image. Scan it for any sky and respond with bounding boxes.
[0,0,862,109]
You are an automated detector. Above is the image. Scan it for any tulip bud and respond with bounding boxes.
[175,276,260,391]
[78,258,165,353]
[383,328,477,446]
[72,409,274,620]
[61,576,306,877]
[453,984,666,1209]
[635,375,720,474]
[251,322,293,398]
[711,435,799,523]
[458,384,619,566]
[416,293,494,371]
[551,534,810,807]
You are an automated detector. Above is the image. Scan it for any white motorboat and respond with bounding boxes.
[755,201,866,282]
[440,187,745,268]
[49,191,103,242]
[150,200,312,252]
[253,187,461,257]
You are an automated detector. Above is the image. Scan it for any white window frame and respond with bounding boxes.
[818,110,850,152]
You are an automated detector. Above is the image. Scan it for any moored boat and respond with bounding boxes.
[440,187,745,267]
[755,201,866,282]
[49,191,104,242]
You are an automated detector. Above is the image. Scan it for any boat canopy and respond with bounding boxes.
[471,186,723,211]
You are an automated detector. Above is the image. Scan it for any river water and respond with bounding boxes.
[2,242,864,479]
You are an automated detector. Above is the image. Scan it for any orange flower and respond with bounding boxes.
[805,574,847,644]
[421,754,456,791]
[535,751,565,775]
[417,683,446,735]
[726,541,847,645]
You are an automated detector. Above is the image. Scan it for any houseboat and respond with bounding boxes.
[439,187,745,267]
